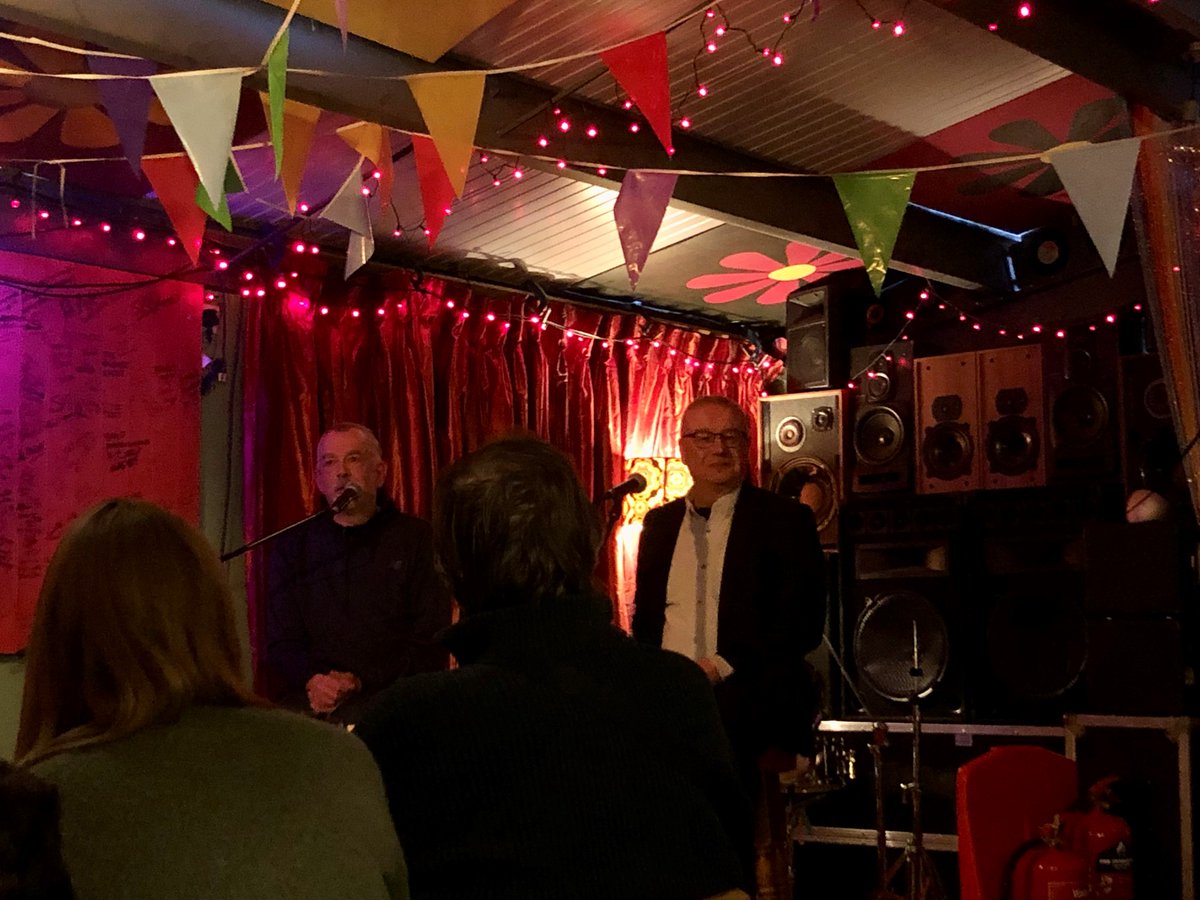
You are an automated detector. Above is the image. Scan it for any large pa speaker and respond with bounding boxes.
[978,345,1046,490]
[1044,327,1120,483]
[785,284,842,392]
[849,341,914,494]
[1118,353,1178,493]
[761,391,846,547]
[916,351,980,494]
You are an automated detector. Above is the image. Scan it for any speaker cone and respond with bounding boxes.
[986,416,1039,475]
[854,590,949,702]
[775,416,805,451]
[1144,377,1170,420]
[922,423,973,481]
[772,457,838,534]
[855,407,905,466]
[986,589,1086,702]
[1052,385,1109,449]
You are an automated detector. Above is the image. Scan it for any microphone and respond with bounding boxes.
[330,485,360,514]
[602,473,647,501]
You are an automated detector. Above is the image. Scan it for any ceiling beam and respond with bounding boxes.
[927,0,1195,123]
[0,0,1017,290]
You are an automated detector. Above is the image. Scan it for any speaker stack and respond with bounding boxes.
[761,391,847,548]
[978,345,1047,490]
[1044,327,1121,483]
[915,351,981,494]
[849,341,914,494]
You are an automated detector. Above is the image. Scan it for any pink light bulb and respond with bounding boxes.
[706,41,717,53]
[556,160,567,169]
[698,85,709,97]
[1017,2,1032,18]
[558,119,571,132]
[998,329,1007,336]
[38,210,49,219]
[585,125,598,138]
[1105,314,1116,323]
[537,135,549,148]
[256,288,266,298]
[513,169,524,179]
[502,321,511,331]
[360,186,372,197]
[705,7,715,17]
[446,300,456,309]
[715,25,725,36]
[377,307,386,317]
[244,271,255,281]
[972,323,982,331]
[486,312,496,322]
[392,228,403,237]
[893,21,906,36]
[241,288,252,297]
[492,178,502,187]
[597,167,608,176]
[919,290,930,300]
[298,203,310,214]
[565,329,575,338]
[1031,324,1043,333]
[772,54,783,66]
[479,154,489,163]
[871,19,882,29]
[319,306,330,316]
[8,199,17,209]
[623,100,634,110]
[217,260,229,271]
[293,242,306,253]
[101,223,112,232]
[988,22,999,31]
[371,169,382,180]
[276,279,288,289]
[461,311,470,319]
[1055,329,1066,338]
[680,117,691,129]
[629,122,640,133]
[167,237,177,246]
[1134,303,1143,311]
[351,309,360,318]
[530,315,540,325]
[133,229,146,240]
[71,218,82,227]
[905,310,915,320]
[762,47,771,56]
[310,245,319,254]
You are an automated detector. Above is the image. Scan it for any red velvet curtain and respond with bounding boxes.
[241,270,773,670]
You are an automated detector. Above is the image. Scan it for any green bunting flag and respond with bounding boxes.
[833,171,916,297]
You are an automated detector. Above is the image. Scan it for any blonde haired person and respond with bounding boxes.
[16,499,407,900]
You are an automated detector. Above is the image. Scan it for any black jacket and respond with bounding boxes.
[632,484,826,758]
[355,593,750,900]
[266,497,451,709]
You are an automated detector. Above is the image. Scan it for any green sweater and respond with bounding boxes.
[33,705,407,900]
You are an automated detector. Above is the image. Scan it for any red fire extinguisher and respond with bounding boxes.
[1080,777,1133,899]
[1011,818,1091,900]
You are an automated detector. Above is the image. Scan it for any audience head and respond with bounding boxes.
[16,499,259,765]
[433,438,600,614]
[679,395,751,503]
[315,422,386,523]
[0,760,74,898]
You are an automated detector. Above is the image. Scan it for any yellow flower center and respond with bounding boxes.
[767,264,817,281]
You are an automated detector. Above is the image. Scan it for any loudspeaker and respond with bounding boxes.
[1119,353,1178,492]
[915,351,980,494]
[1044,326,1120,483]
[761,391,846,547]
[849,341,913,494]
[786,284,842,391]
[840,533,967,720]
[978,345,1046,490]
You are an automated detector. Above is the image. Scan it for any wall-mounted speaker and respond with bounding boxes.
[785,285,840,392]
[978,345,1046,490]
[761,391,847,547]
[1118,353,1178,493]
[916,351,980,494]
[1044,327,1120,483]
[849,341,914,494]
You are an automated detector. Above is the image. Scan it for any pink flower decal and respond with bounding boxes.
[685,242,861,305]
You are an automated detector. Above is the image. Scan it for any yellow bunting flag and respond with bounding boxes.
[258,0,518,62]
[407,73,485,198]
[336,121,394,209]
[261,93,322,215]
[832,171,916,297]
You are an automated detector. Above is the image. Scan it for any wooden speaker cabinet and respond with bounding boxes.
[916,352,980,494]
[978,345,1046,490]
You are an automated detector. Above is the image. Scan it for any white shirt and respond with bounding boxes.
[661,486,740,680]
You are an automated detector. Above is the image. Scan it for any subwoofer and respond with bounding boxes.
[915,351,980,494]
[1044,327,1120,483]
[978,345,1046,490]
[761,391,846,547]
[849,341,913,493]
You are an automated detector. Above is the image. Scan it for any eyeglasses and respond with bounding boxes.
[682,429,749,448]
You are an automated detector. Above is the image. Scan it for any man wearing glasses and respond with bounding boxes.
[632,395,826,802]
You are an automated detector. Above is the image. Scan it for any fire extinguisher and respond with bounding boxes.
[1010,818,1091,900]
[1080,777,1133,899]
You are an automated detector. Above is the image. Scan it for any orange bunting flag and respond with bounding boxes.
[143,155,207,265]
[407,73,485,198]
[601,32,673,156]
[336,121,394,209]
[261,94,322,215]
[412,134,456,248]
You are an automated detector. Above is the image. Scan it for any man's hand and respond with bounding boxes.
[696,656,722,684]
[306,671,361,714]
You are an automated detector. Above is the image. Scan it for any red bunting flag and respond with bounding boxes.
[412,134,456,248]
[143,155,207,265]
[601,32,673,156]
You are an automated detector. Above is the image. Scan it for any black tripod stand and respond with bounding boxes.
[852,590,951,900]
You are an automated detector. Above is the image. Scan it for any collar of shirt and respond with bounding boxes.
[685,485,740,522]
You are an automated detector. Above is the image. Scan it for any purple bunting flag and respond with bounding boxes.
[88,56,157,174]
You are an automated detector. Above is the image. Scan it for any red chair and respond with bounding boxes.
[957,745,1077,900]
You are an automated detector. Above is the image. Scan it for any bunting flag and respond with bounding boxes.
[143,155,207,265]
[601,33,673,156]
[833,171,916,297]
[88,56,157,174]
[336,121,394,209]
[195,158,246,232]
[407,74,485,197]
[411,134,456,248]
[267,29,290,177]
[321,157,373,236]
[150,70,243,210]
[613,169,678,289]
[1048,137,1143,277]
[261,95,322,215]
[260,0,517,61]
[345,231,376,279]
[334,0,349,48]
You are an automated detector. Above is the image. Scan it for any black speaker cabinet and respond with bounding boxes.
[786,284,841,391]
[761,391,847,547]
[1044,326,1120,483]
[1119,353,1178,493]
[849,341,913,494]
[978,345,1046,490]
[915,351,980,494]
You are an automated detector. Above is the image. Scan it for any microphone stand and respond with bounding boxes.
[220,509,330,562]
